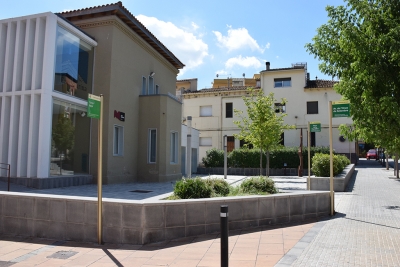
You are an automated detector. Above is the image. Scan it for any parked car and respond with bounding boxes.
[366,149,377,160]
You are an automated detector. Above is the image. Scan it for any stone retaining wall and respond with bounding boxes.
[0,175,93,189]
[310,164,355,192]
[196,167,308,176]
[0,191,330,244]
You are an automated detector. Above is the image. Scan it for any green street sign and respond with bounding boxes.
[88,94,101,119]
[332,100,350,118]
[310,122,321,132]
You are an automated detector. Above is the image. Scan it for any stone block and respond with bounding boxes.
[304,213,317,220]
[84,225,97,243]
[34,198,50,220]
[4,197,18,217]
[142,229,165,244]
[186,225,205,237]
[165,204,185,228]
[242,199,259,220]
[122,205,142,228]
[18,218,33,236]
[186,202,205,226]
[290,196,304,216]
[143,205,164,228]
[66,223,85,241]
[19,198,34,219]
[224,200,242,222]
[228,221,244,231]
[317,194,330,213]
[122,228,142,244]
[66,201,85,223]
[0,196,2,217]
[304,194,317,215]
[205,223,220,234]
[275,216,289,224]
[165,227,186,240]
[259,218,274,227]
[104,227,122,243]
[4,217,19,234]
[290,215,303,222]
[47,222,66,240]
[34,220,50,238]
[275,196,289,218]
[103,203,122,227]
[259,197,275,219]
[84,202,97,225]
[205,201,223,224]
[48,200,65,222]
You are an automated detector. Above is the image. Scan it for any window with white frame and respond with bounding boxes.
[200,105,212,117]
[142,77,147,95]
[113,125,124,156]
[274,78,291,88]
[200,137,212,146]
[148,76,154,94]
[148,129,157,163]
[170,132,178,164]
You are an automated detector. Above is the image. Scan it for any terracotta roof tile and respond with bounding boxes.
[59,2,184,70]
[183,86,259,94]
[305,79,338,89]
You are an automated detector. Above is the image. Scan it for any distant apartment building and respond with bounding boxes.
[0,2,185,186]
[182,63,356,165]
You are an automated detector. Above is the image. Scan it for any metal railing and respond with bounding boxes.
[0,163,10,191]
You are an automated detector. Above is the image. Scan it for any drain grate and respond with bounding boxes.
[130,189,152,193]
[47,251,78,259]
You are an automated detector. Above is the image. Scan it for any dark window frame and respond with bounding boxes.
[307,101,319,114]
[226,102,233,118]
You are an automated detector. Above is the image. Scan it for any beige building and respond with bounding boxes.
[182,63,356,165]
[0,2,185,187]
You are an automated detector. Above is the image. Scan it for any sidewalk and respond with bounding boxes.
[276,158,400,266]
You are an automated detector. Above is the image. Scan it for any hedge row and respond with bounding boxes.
[311,153,350,177]
[202,147,332,169]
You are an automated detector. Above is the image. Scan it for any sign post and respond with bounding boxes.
[308,121,321,190]
[329,100,350,215]
[88,93,103,245]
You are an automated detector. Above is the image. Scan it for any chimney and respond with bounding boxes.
[266,62,270,70]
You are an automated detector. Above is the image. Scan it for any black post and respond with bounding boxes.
[220,205,228,267]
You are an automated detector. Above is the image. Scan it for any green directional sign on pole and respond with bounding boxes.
[332,100,350,118]
[310,121,321,132]
[88,94,101,119]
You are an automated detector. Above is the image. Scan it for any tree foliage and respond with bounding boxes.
[306,0,400,153]
[233,88,294,175]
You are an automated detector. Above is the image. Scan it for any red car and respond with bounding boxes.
[366,149,377,160]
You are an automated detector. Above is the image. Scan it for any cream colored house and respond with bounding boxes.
[261,62,355,160]
[182,63,356,165]
[0,2,185,187]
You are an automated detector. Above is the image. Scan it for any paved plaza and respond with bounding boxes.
[1,159,399,266]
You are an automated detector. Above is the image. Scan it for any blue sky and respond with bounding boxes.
[0,0,346,89]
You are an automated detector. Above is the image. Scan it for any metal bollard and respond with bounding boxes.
[220,205,228,267]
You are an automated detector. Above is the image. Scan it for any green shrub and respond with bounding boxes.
[205,178,230,196]
[202,146,332,169]
[173,178,212,199]
[202,148,224,167]
[311,153,350,177]
[240,176,277,194]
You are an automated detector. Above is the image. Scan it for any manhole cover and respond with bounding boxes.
[47,251,78,259]
[130,190,152,193]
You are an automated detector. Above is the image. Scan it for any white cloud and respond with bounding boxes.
[215,69,229,76]
[213,27,269,53]
[225,56,262,69]
[136,15,208,76]
[191,22,199,31]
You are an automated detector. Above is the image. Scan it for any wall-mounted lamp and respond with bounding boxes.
[80,112,86,117]
[150,72,155,77]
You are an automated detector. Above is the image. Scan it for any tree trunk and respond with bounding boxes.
[386,152,389,170]
[259,149,263,176]
[265,151,270,177]
[396,154,399,179]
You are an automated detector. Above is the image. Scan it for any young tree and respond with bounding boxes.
[52,115,75,174]
[234,88,294,176]
[306,0,400,163]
